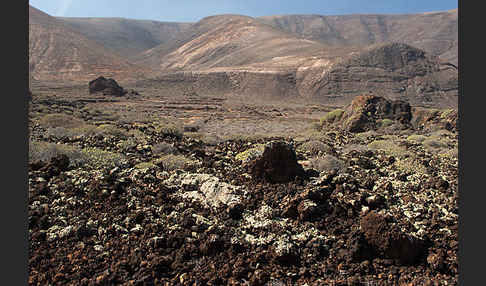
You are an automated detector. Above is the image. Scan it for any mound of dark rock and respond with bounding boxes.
[30,154,70,179]
[89,76,126,96]
[411,107,458,132]
[349,43,427,71]
[325,94,412,133]
[247,141,305,183]
[360,211,426,265]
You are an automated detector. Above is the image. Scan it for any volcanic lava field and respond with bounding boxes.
[28,81,458,285]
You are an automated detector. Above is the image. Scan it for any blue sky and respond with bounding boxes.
[29,0,458,22]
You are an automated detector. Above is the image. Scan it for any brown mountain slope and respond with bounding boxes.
[133,15,342,72]
[129,13,456,107]
[297,42,458,107]
[29,5,147,83]
[258,9,458,65]
[29,6,457,108]
[58,17,192,58]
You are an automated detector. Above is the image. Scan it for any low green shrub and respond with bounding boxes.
[394,157,428,175]
[134,161,157,170]
[95,124,127,137]
[308,155,344,173]
[38,113,84,129]
[29,141,83,165]
[378,118,394,127]
[297,140,332,156]
[117,138,138,151]
[152,142,179,155]
[320,109,344,125]
[222,133,274,142]
[155,154,197,171]
[367,139,409,158]
[422,138,449,153]
[77,147,126,169]
[45,123,127,139]
[406,134,427,143]
[29,141,126,169]
[185,132,223,145]
[341,144,370,154]
[156,123,183,139]
[440,109,455,119]
[235,144,265,163]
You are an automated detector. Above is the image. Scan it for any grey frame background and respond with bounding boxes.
[6,0,29,285]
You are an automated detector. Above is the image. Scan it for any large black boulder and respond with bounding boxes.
[247,141,305,183]
[89,76,126,96]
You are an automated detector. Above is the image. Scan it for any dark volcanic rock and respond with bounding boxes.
[247,141,305,183]
[271,240,300,266]
[360,211,425,265]
[89,76,126,96]
[411,107,458,132]
[27,115,458,285]
[200,234,224,256]
[37,154,70,178]
[348,43,426,71]
[427,249,446,271]
[311,43,458,108]
[347,230,375,262]
[297,199,318,221]
[334,94,412,132]
[126,89,140,97]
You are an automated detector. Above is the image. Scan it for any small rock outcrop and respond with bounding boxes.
[343,95,412,132]
[360,211,425,265]
[247,141,305,183]
[323,94,412,133]
[88,76,126,96]
[348,43,427,71]
[30,154,70,178]
[411,107,458,132]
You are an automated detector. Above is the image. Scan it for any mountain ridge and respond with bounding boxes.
[28,5,458,108]
[29,5,148,83]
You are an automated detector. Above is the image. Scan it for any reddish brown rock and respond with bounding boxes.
[340,95,412,132]
[297,199,318,221]
[411,107,458,132]
[360,211,425,265]
[427,249,446,271]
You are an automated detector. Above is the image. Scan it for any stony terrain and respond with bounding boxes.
[28,85,458,285]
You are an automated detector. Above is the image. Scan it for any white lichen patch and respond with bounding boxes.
[164,173,247,208]
[46,225,74,242]
[232,203,327,249]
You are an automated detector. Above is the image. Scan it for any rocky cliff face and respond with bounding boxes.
[258,9,458,66]
[297,43,457,108]
[147,43,457,108]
